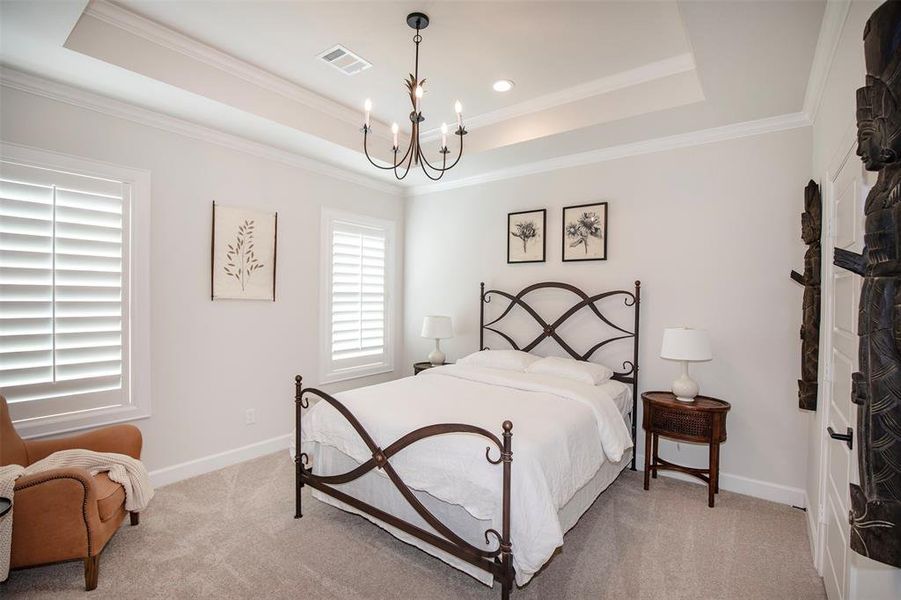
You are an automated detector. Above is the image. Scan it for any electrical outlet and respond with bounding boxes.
[245,409,256,425]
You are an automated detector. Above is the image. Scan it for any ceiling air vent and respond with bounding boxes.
[318,44,372,76]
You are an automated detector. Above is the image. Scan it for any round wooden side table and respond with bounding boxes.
[641,391,731,507]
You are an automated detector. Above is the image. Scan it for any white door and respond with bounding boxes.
[820,143,868,600]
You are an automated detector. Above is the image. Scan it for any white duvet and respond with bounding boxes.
[298,364,633,585]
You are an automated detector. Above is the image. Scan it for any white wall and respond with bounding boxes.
[811,2,877,178]
[404,127,812,505]
[0,85,405,481]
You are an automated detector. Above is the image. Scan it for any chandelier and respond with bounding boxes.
[361,12,466,181]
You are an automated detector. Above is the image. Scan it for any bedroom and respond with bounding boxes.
[0,1,899,598]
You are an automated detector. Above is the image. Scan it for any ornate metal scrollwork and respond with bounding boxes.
[478,281,641,472]
[295,375,310,409]
[484,528,503,552]
[485,445,503,465]
[298,386,509,561]
[479,281,639,376]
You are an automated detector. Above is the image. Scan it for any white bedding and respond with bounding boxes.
[298,364,633,585]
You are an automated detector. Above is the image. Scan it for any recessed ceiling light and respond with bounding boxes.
[492,80,514,92]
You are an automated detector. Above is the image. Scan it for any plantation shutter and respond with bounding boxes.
[0,160,129,420]
[329,219,388,373]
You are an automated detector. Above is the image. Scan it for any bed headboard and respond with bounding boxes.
[479,280,641,468]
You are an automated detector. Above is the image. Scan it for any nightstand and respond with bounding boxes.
[641,391,731,507]
[413,361,451,375]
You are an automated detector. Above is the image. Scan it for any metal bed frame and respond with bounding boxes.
[294,280,641,599]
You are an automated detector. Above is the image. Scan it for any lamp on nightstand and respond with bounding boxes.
[421,315,453,365]
[660,327,712,402]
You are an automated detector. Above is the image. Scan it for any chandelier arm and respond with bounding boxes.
[396,133,419,178]
[417,131,464,174]
[416,146,445,173]
[364,123,418,172]
[393,136,416,169]
[443,132,465,170]
[362,130,403,171]
[393,139,417,180]
[416,146,447,181]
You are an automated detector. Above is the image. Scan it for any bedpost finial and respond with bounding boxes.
[502,420,513,432]
[295,375,302,384]
[635,280,641,288]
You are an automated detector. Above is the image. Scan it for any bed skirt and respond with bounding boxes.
[305,442,633,587]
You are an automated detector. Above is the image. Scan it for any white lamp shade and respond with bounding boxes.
[660,328,712,361]
[421,315,453,339]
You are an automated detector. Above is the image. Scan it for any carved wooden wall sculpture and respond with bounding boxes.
[792,181,822,411]
[833,0,901,569]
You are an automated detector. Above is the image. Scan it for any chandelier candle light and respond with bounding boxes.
[362,12,466,180]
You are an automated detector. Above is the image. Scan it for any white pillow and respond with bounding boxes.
[457,349,540,372]
[526,356,613,385]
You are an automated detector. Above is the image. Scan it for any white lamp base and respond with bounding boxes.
[671,360,700,402]
[428,339,445,366]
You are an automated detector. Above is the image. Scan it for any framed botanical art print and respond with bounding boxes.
[507,209,546,264]
[211,202,278,300]
[562,202,607,262]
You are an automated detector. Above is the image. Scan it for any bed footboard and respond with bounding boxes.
[293,375,515,599]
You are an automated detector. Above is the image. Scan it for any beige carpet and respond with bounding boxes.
[4,452,825,599]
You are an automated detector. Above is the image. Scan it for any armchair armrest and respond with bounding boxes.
[14,466,94,492]
[10,467,102,568]
[25,424,143,464]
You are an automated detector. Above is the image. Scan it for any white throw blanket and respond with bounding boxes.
[0,449,154,580]
[298,365,633,585]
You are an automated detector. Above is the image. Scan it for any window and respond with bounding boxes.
[0,146,150,437]
[321,210,395,382]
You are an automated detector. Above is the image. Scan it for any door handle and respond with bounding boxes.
[827,426,853,450]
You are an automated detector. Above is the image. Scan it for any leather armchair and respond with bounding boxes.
[0,395,143,590]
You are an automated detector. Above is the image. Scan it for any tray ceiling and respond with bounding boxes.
[0,1,826,189]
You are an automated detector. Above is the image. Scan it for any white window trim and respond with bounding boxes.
[319,208,396,384]
[1,142,152,439]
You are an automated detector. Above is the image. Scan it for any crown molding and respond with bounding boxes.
[83,0,390,141]
[802,0,853,123]
[0,67,401,195]
[0,66,815,200]
[409,111,812,196]
[421,53,697,140]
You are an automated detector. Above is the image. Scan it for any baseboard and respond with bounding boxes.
[149,442,803,504]
[635,453,806,507]
[149,433,292,488]
[805,491,821,573]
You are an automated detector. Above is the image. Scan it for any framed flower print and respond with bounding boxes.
[562,202,607,262]
[507,209,546,264]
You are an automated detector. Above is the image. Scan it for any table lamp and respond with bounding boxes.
[421,315,453,365]
[660,327,712,402]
